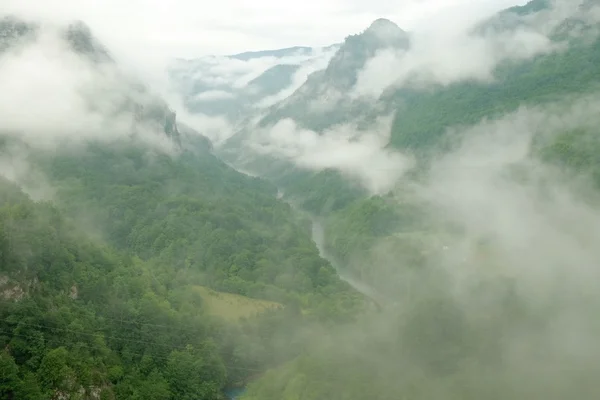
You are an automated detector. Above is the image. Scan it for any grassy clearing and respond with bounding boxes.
[194,286,283,322]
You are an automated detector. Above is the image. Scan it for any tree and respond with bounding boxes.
[0,351,21,399]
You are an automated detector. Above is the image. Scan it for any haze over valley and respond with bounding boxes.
[3,1,600,399]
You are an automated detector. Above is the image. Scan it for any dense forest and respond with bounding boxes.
[4,0,600,399]
[0,135,363,399]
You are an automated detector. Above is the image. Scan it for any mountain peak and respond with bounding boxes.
[364,18,406,41]
[367,18,400,31]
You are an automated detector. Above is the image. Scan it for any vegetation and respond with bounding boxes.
[241,124,600,400]
[6,1,600,399]
[0,136,362,399]
[389,28,600,151]
[193,286,282,322]
[236,2,600,399]
[34,140,360,313]
[0,177,227,399]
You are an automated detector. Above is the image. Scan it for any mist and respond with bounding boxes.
[0,18,184,154]
[244,115,412,194]
[353,0,600,98]
[353,27,556,98]
[279,91,600,399]
[4,0,600,398]
[0,16,188,214]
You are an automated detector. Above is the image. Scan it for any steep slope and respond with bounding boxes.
[313,0,600,294]
[0,15,36,52]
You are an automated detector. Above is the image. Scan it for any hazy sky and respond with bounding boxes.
[4,0,527,60]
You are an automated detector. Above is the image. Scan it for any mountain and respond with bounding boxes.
[187,2,600,398]
[168,44,340,121]
[218,1,600,161]
[0,15,361,400]
[6,1,600,399]
[212,18,412,216]
[255,18,410,132]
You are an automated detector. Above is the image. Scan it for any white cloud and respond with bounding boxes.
[2,0,532,126]
[352,6,570,98]
[2,0,527,61]
[256,48,338,108]
[247,115,413,194]
[190,90,235,102]
[173,46,337,95]
[0,23,177,152]
[413,94,600,306]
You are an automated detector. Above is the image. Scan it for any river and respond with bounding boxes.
[221,168,382,399]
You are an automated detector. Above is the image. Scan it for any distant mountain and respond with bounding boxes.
[168,44,340,121]
[213,18,412,212]
[209,0,600,211]
[254,18,410,132]
[476,0,600,38]
[229,46,314,61]
[169,0,600,211]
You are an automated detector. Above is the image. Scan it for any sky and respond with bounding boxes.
[4,0,528,61]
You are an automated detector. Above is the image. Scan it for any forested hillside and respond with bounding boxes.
[36,140,356,310]
[0,16,362,400]
[0,135,362,400]
[5,0,600,399]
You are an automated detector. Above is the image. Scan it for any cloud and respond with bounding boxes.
[172,46,338,105]
[2,0,527,60]
[246,115,413,194]
[2,0,531,131]
[255,49,337,108]
[292,92,600,398]
[190,90,236,102]
[178,112,234,145]
[423,95,600,239]
[352,8,571,98]
[0,140,55,201]
[409,94,600,362]
[0,21,178,153]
